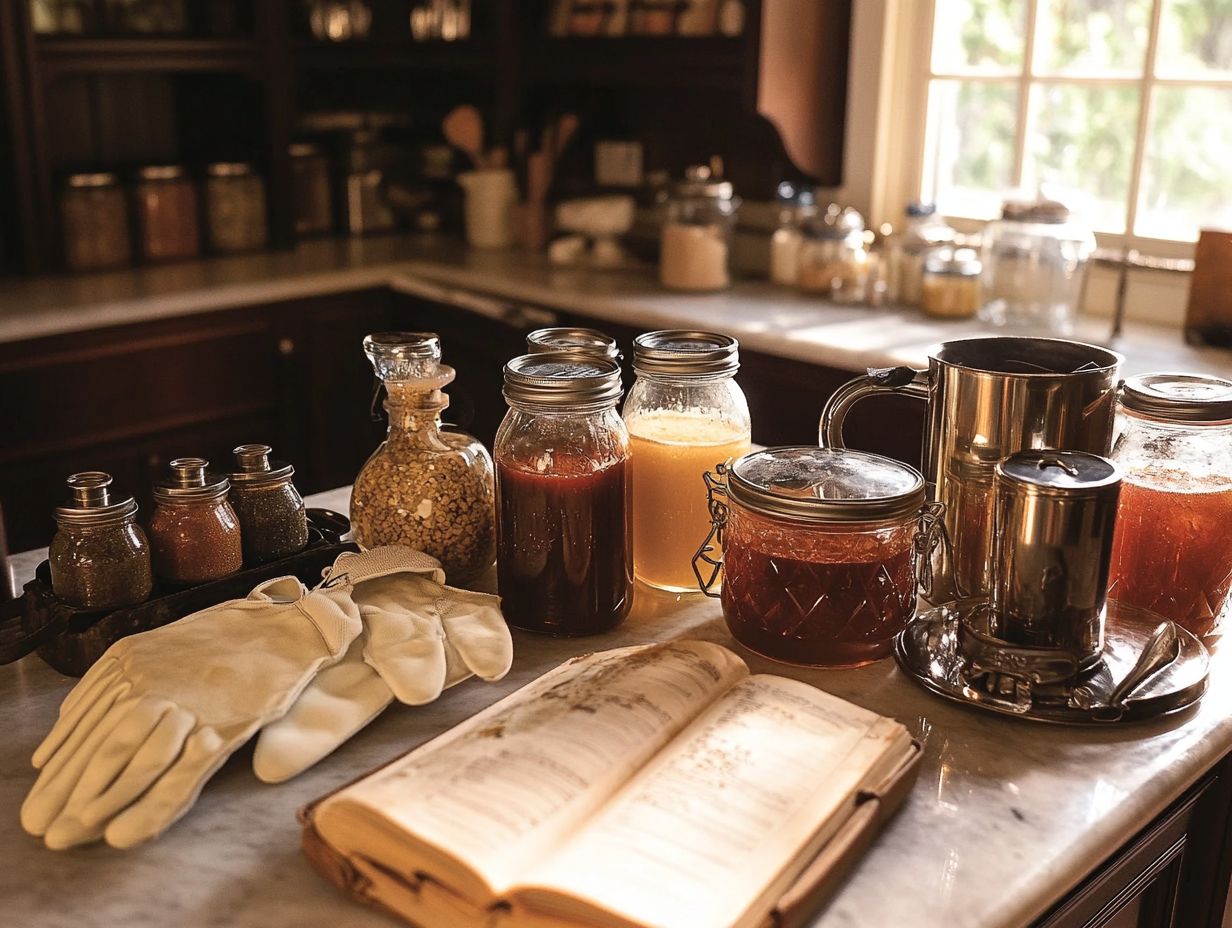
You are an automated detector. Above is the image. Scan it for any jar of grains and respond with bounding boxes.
[228,444,309,565]
[49,472,153,609]
[148,458,243,585]
[920,249,982,319]
[350,333,496,582]
[204,162,267,253]
[134,164,200,262]
[60,172,131,271]
[659,164,740,292]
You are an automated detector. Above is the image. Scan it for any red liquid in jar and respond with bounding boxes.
[496,454,632,635]
[720,508,916,667]
[1108,474,1232,638]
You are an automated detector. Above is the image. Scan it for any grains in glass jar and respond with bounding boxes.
[60,172,131,272]
[204,162,268,254]
[148,458,243,585]
[228,444,309,564]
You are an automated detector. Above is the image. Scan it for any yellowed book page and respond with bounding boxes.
[512,675,911,928]
[315,641,749,904]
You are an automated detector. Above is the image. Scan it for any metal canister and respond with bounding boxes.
[987,450,1122,668]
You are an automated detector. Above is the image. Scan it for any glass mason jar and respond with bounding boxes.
[350,333,496,583]
[797,205,868,303]
[290,143,334,236]
[495,352,632,635]
[623,330,751,592]
[980,198,1095,333]
[920,249,982,319]
[887,201,954,306]
[204,162,268,254]
[49,472,153,609]
[696,447,927,667]
[60,172,131,272]
[769,183,815,287]
[659,164,740,292]
[1107,373,1232,639]
[526,326,621,362]
[134,164,200,262]
[228,443,309,565]
[147,458,243,585]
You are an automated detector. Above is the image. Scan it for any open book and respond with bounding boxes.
[300,641,919,928]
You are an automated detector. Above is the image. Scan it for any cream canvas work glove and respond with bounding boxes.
[252,549,513,784]
[21,570,364,850]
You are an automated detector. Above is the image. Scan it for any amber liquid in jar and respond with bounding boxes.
[496,452,632,635]
[721,505,916,667]
[1108,472,1232,638]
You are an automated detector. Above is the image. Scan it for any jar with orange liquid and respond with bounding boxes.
[1108,373,1232,639]
[624,331,751,592]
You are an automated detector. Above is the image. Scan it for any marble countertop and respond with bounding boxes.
[3,488,1231,928]
[2,234,1230,379]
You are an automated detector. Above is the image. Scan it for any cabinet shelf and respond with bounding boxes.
[292,38,496,73]
[36,36,260,76]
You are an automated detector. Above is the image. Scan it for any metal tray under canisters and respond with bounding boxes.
[0,509,356,677]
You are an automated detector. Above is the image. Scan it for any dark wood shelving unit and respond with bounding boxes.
[527,36,747,90]
[34,36,260,75]
[292,38,497,73]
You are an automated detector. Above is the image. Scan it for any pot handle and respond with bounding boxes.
[692,464,730,598]
[819,366,930,449]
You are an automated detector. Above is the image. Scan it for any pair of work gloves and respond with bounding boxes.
[20,546,512,851]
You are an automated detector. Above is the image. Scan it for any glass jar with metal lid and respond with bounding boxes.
[920,248,982,319]
[49,472,153,609]
[526,326,621,361]
[659,164,740,292]
[695,447,929,667]
[147,458,243,585]
[290,142,333,236]
[228,444,309,565]
[134,164,200,262]
[204,162,267,254]
[1108,372,1232,638]
[60,172,131,272]
[495,352,631,635]
[623,330,751,592]
[797,205,868,303]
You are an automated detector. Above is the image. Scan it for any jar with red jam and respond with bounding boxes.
[696,446,927,667]
[495,352,632,635]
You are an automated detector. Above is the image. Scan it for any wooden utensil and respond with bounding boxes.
[443,105,484,169]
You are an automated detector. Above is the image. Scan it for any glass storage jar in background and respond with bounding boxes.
[134,164,200,262]
[526,326,621,362]
[49,472,153,609]
[290,143,334,236]
[60,172,131,271]
[697,447,927,667]
[797,205,868,303]
[205,162,267,253]
[920,249,982,319]
[980,198,1095,332]
[624,330,751,592]
[350,333,496,582]
[659,164,740,292]
[1108,373,1232,639]
[228,444,309,565]
[887,202,955,306]
[495,352,632,635]
[768,183,815,287]
[147,458,243,585]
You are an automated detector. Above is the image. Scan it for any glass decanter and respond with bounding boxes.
[350,332,496,583]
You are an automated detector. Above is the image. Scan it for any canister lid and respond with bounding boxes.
[727,447,925,523]
[153,458,230,502]
[230,444,294,486]
[503,352,623,408]
[1120,372,1232,423]
[996,450,1121,497]
[66,172,119,189]
[673,164,734,200]
[54,472,138,526]
[206,161,255,177]
[527,327,620,360]
[632,330,739,377]
[363,332,442,381]
[137,164,188,182]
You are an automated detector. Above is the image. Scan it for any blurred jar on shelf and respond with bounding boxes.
[797,205,867,303]
[660,164,740,292]
[61,172,131,272]
[980,198,1095,333]
[769,182,816,287]
[887,202,954,306]
[290,143,335,236]
[134,164,200,262]
[920,249,982,319]
[204,162,267,254]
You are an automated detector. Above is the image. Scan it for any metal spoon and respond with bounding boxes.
[1092,622,1180,722]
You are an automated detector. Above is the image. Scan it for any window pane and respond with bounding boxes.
[932,0,1026,75]
[1136,86,1232,241]
[1022,83,1139,232]
[923,80,1019,219]
[1033,0,1151,76]
[1156,0,1232,78]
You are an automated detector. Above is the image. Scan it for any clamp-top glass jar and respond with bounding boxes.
[623,330,751,592]
[659,164,740,292]
[148,458,243,585]
[495,352,632,635]
[696,447,929,667]
[1108,373,1232,639]
[228,444,309,565]
[49,472,153,609]
[350,333,496,582]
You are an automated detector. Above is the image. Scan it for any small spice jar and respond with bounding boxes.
[49,472,153,609]
[228,444,309,565]
[920,249,982,319]
[60,172,131,271]
[134,164,200,262]
[696,447,927,667]
[290,143,334,236]
[204,161,268,254]
[659,164,740,292]
[797,205,868,303]
[526,327,621,362]
[148,458,243,585]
